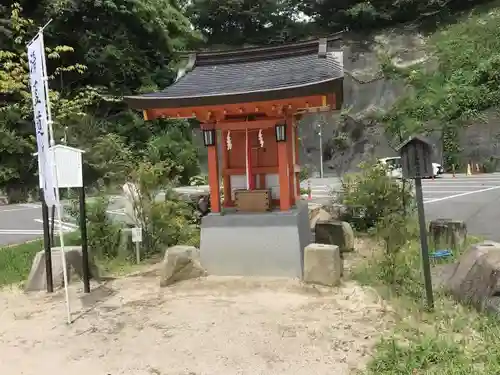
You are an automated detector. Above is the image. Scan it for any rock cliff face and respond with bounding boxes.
[298,29,435,177]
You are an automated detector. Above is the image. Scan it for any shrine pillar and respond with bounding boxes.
[202,127,221,213]
[221,130,231,206]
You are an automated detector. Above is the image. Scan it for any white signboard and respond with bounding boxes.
[37,145,84,188]
[131,227,143,243]
[28,34,57,206]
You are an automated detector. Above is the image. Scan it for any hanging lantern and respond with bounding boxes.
[258,129,264,148]
[202,129,216,147]
[226,130,232,150]
[275,123,286,142]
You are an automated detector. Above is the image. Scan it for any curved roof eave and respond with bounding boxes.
[124,77,344,110]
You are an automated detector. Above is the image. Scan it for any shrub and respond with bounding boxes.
[129,161,200,255]
[336,161,414,231]
[189,174,208,186]
[482,156,498,173]
[67,195,122,259]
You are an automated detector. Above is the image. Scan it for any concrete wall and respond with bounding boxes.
[199,201,312,277]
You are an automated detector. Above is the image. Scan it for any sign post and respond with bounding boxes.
[34,144,90,294]
[28,27,71,324]
[131,227,143,264]
[397,135,435,310]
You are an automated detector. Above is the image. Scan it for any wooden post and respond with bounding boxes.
[287,118,295,206]
[246,128,255,190]
[294,122,300,198]
[207,141,221,213]
[79,186,90,293]
[277,139,291,211]
[221,130,231,206]
[40,189,53,293]
[415,177,434,310]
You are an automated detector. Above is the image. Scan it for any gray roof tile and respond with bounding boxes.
[143,52,342,99]
[125,36,344,109]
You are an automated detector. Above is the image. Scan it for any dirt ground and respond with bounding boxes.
[0,270,393,375]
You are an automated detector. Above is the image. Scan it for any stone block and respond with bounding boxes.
[303,243,342,287]
[315,220,355,253]
[200,201,311,277]
[160,245,207,287]
[25,246,100,292]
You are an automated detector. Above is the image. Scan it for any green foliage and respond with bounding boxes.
[67,195,122,259]
[0,3,98,197]
[383,8,500,167]
[356,234,500,375]
[299,0,487,31]
[336,161,414,231]
[298,165,311,182]
[186,0,312,46]
[0,232,80,286]
[373,214,419,293]
[189,174,208,186]
[44,0,201,94]
[129,161,200,255]
[0,240,44,286]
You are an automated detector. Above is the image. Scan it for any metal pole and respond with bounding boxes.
[79,186,90,293]
[414,177,434,310]
[50,204,55,244]
[318,124,324,178]
[40,189,53,293]
[135,241,141,264]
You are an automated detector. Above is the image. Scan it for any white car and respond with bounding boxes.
[378,157,443,179]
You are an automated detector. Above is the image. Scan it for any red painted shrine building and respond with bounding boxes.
[125,35,344,213]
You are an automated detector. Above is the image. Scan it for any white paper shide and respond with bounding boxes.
[27,34,57,206]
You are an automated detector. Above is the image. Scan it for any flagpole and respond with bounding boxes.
[27,19,52,46]
[38,29,71,324]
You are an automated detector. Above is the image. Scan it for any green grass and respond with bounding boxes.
[353,235,500,375]
[0,239,45,286]
[0,231,84,287]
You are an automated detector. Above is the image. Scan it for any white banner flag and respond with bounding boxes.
[28,33,57,206]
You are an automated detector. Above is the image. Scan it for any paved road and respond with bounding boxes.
[2,173,500,246]
[302,173,500,240]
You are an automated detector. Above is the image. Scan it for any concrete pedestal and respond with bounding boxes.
[200,201,312,277]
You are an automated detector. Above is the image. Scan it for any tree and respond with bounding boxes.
[381,8,500,168]
[299,0,489,32]
[40,0,201,95]
[0,3,94,200]
[187,0,311,46]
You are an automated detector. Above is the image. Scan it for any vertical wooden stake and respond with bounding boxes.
[40,189,53,293]
[136,241,140,264]
[79,186,90,293]
[415,177,434,310]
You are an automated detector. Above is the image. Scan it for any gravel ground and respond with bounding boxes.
[0,273,394,375]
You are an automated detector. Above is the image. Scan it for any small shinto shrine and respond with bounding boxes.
[125,35,344,277]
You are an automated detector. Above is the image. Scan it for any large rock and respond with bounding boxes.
[429,218,467,250]
[444,241,500,313]
[315,220,355,253]
[159,245,207,287]
[309,207,333,230]
[25,246,100,292]
[303,243,342,287]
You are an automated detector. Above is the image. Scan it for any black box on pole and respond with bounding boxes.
[397,135,435,310]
